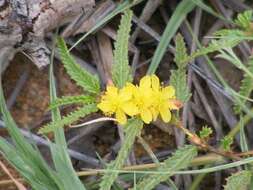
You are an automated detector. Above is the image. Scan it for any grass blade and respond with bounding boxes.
[48,45,87,190]
[147,0,195,74]
[0,73,60,190]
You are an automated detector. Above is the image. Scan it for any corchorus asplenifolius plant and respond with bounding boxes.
[0,0,252,189]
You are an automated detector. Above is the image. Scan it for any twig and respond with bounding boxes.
[0,160,26,190]
[77,154,224,177]
[7,70,29,109]
[175,122,241,161]
[130,0,162,43]
[70,117,116,128]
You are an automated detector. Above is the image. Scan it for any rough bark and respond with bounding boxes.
[0,0,95,70]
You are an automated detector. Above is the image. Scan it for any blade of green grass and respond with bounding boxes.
[147,0,195,74]
[49,34,86,190]
[0,69,61,190]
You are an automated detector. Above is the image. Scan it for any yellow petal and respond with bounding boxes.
[119,86,133,101]
[150,107,159,121]
[122,102,139,116]
[151,75,160,91]
[159,106,171,123]
[125,82,136,90]
[139,75,151,90]
[97,101,114,113]
[106,85,118,98]
[162,86,175,99]
[116,110,127,125]
[140,109,152,124]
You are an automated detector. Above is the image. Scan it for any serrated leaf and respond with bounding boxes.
[190,39,240,62]
[112,9,133,88]
[170,70,191,103]
[174,34,189,69]
[234,60,253,114]
[214,29,245,38]
[174,38,241,69]
[235,10,252,29]
[224,170,252,190]
[134,145,197,190]
[57,37,100,94]
[221,136,233,151]
[99,118,143,190]
[199,126,213,139]
[39,104,98,134]
[49,95,95,110]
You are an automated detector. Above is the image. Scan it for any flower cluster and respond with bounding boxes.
[97,75,181,125]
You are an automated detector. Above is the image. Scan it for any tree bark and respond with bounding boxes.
[0,0,95,71]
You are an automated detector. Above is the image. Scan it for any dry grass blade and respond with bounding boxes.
[0,160,26,190]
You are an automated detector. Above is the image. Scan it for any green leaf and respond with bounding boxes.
[135,145,197,190]
[170,69,191,103]
[0,76,61,190]
[39,104,98,134]
[171,34,191,103]
[224,170,252,190]
[172,38,241,67]
[199,126,213,139]
[221,136,233,151]
[57,37,100,94]
[49,95,95,110]
[235,10,252,29]
[214,29,245,38]
[112,9,133,88]
[234,59,253,114]
[174,34,189,69]
[147,0,195,74]
[99,118,143,190]
[48,55,86,190]
[0,138,57,190]
[189,39,240,63]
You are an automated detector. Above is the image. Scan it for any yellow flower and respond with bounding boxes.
[97,84,138,125]
[97,74,182,125]
[131,76,154,124]
[150,75,179,123]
